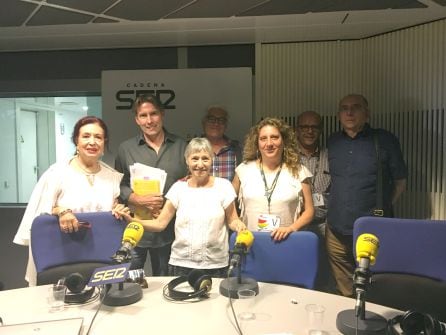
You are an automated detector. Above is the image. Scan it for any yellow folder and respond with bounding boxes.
[132,179,161,219]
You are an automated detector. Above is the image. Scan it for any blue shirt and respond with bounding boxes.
[327,124,407,235]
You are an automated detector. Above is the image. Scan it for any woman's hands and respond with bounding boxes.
[230,219,247,233]
[270,226,294,241]
[57,209,79,233]
[112,203,132,220]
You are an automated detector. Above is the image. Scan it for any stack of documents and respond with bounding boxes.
[130,163,167,219]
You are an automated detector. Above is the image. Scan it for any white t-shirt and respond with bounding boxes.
[236,161,312,231]
[166,177,236,269]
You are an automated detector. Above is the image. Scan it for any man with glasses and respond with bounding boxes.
[296,110,332,292]
[202,106,242,181]
[115,94,187,276]
[326,94,407,297]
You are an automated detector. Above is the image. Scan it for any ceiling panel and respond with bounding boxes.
[0,0,37,27]
[47,0,116,13]
[105,0,193,20]
[0,0,444,51]
[166,0,265,19]
[240,0,426,17]
[27,6,94,26]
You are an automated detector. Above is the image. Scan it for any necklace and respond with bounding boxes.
[75,156,100,186]
[260,161,283,213]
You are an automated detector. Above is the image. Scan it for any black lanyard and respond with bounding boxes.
[260,162,282,213]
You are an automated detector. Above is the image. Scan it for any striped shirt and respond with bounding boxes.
[299,147,330,223]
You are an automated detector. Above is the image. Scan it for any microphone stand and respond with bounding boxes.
[102,250,143,306]
[336,267,387,335]
[219,252,259,299]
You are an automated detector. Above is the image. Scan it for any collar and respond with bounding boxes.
[298,145,320,158]
[341,123,372,139]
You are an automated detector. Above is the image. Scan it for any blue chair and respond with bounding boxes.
[353,216,446,322]
[230,231,319,289]
[31,212,126,285]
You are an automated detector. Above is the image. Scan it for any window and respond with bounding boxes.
[0,96,101,203]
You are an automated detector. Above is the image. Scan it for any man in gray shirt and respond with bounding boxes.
[115,94,187,276]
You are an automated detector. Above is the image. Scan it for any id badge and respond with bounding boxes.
[312,193,324,207]
[257,214,281,231]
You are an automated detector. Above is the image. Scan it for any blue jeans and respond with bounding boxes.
[130,244,171,276]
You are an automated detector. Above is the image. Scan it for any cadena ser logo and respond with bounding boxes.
[88,263,131,286]
[363,234,379,247]
[127,222,142,231]
[114,82,176,110]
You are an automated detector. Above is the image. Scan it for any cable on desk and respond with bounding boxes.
[226,269,243,335]
[85,285,108,335]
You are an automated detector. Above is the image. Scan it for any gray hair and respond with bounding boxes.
[184,137,213,161]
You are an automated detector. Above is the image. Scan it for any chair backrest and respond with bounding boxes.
[353,216,446,322]
[230,231,319,289]
[353,216,446,281]
[31,212,126,285]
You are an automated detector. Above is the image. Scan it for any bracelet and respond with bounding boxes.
[58,208,72,218]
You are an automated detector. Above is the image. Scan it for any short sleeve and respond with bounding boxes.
[218,178,236,209]
[299,165,313,183]
[165,181,184,209]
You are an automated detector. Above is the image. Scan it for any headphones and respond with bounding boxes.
[63,272,95,304]
[387,311,445,335]
[164,269,212,301]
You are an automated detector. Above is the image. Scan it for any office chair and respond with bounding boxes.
[31,212,126,285]
[230,231,319,289]
[353,216,446,322]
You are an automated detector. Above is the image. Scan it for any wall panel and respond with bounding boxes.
[256,20,446,219]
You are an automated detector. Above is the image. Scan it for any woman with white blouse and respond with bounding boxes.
[119,137,246,278]
[233,117,314,241]
[14,116,128,286]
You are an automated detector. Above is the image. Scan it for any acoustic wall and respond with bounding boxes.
[256,19,446,219]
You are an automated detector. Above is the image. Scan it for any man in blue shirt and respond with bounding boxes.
[326,94,407,297]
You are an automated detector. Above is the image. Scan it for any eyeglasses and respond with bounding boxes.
[298,125,321,132]
[206,116,227,125]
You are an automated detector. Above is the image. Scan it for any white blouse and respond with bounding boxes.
[236,161,312,231]
[13,158,123,286]
[166,177,236,269]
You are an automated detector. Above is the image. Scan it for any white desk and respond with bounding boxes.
[0,277,401,335]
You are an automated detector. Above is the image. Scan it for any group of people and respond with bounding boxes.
[13,93,407,299]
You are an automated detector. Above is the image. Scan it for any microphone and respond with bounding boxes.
[229,230,255,272]
[112,222,144,264]
[354,233,379,317]
[336,232,386,335]
[99,222,145,306]
[220,230,259,299]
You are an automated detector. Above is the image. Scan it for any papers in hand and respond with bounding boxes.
[130,163,167,219]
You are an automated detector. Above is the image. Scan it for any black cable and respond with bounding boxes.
[226,268,243,335]
[85,286,108,335]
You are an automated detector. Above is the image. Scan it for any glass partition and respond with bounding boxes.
[0,96,101,204]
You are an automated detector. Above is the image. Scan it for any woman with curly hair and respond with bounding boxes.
[233,117,314,241]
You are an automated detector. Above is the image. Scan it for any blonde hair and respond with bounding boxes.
[243,117,302,178]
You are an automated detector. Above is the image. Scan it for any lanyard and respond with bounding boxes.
[260,162,282,213]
